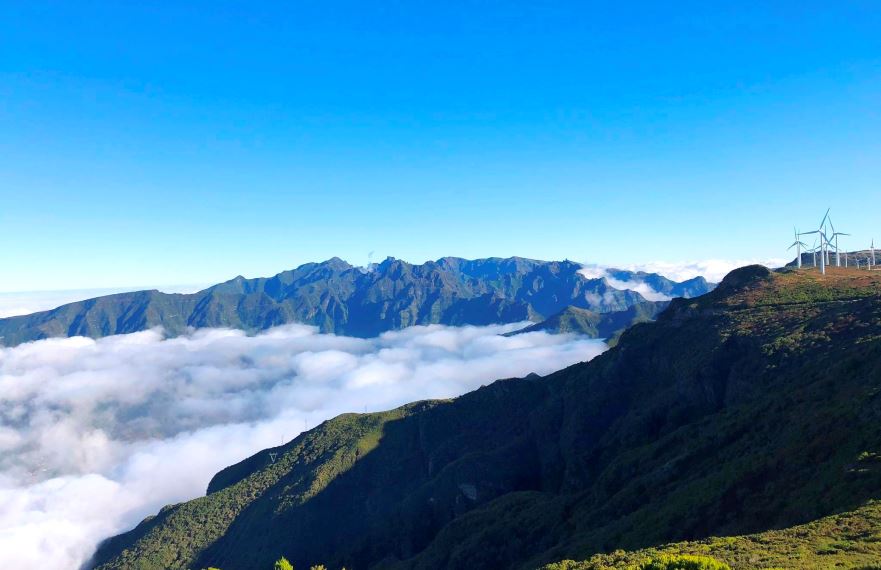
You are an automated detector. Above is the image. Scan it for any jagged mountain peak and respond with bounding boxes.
[0,257,715,346]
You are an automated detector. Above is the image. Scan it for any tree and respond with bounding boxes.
[274,557,294,570]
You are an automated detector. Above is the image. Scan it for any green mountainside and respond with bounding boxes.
[0,257,712,346]
[89,266,881,570]
[509,301,668,344]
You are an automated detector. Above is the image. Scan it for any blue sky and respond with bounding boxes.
[1,1,880,292]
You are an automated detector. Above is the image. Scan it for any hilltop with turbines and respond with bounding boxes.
[788,209,877,272]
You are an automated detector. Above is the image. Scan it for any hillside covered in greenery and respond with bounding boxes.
[0,257,711,346]
[89,266,881,570]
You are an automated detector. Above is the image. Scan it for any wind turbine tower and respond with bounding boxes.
[805,237,818,268]
[827,215,849,268]
[788,227,808,268]
[800,209,830,275]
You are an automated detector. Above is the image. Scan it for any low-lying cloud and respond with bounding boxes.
[0,323,606,570]
[578,265,672,302]
[579,258,789,298]
[616,259,787,284]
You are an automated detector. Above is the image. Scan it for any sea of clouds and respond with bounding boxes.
[0,323,606,570]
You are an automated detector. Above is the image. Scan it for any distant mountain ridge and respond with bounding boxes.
[788,248,878,268]
[0,256,713,346]
[508,300,669,344]
[602,269,710,298]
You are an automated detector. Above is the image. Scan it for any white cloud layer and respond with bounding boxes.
[615,259,788,283]
[0,324,606,570]
[579,258,788,288]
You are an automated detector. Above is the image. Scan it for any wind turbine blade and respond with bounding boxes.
[819,208,830,228]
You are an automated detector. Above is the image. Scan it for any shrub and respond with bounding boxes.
[635,554,730,570]
[274,557,294,570]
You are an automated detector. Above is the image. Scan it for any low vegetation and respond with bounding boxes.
[542,500,881,569]
[204,560,333,570]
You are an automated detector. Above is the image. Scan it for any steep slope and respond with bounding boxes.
[510,301,668,343]
[0,257,713,347]
[89,266,881,570]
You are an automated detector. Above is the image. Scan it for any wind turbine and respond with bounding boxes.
[872,239,876,268]
[802,236,819,268]
[800,209,831,275]
[826,215,849,267]
[787,227,808,268]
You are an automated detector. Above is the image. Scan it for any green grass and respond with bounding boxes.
[541,500,881,569]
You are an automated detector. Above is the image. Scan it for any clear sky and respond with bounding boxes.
[1,1,880,292]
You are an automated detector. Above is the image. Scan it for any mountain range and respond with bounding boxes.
[88,265,881,570]
[0,257,712,346]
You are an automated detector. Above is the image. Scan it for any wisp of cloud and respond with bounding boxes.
[0,323,606,569]
[577,265,672,301]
